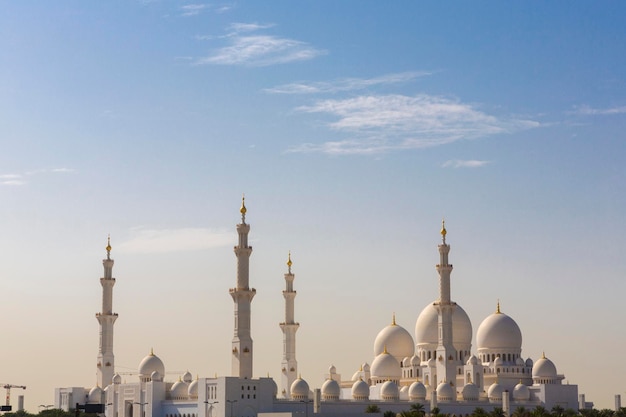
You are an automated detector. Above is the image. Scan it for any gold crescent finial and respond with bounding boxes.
[383,345,388,354]
[106,235,112,259]
[440,219,447,243]
[150,347,154,356]
[392,312,396,326]
[542,351,546,359]
[240,194,247,222]
[287,251,292,272]
[496,300,501,314]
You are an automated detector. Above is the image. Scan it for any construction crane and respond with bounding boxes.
[1,384,26,411]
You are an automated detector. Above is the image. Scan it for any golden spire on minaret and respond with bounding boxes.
[240,194,247,223]
[440,219,447,244]
[106,235,112,259]
[287,251,292,273]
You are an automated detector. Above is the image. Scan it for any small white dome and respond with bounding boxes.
[321,378,340,400]
[488,382,503,401]
[291,377,310,400]
[112,373,122,384]
[410,355,420,366]
[351,370,361,381]
[532,355,557,378]
[415,303,473,349]
[151,371,163,382]
[362,363,370,372]
[467,355,479,365]
[351,378,369,400]
[374,318,415,362]
[139,350,165,378]
[88,386,103,403]
[516,357,526,366]
[462,383,479,401]
[182,371,193,383]
[436,382,455,401]
[402,357,411,367]
[525,358,534,367]
[328,364,336,374]
[493,356,503,366]
[380,380,399,401]
[513,382,530,401]
[408,380,426,400]
[400,385,409,400]
[371,350,401,380]
[170,379,188,400]
[188,379,198,397]
[477,311,522,351]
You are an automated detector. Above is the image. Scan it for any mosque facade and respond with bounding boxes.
[54,199,586,417]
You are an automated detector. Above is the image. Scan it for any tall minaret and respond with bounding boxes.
[279,252,299,398]
[96,236,118,387]
[434,220,458,386]
[230,196,256,379]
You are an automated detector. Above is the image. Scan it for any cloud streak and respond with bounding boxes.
[195,23,325,67]
[0,168,74,186]
[116,227,233,254]
[442,159,490,168]
[571,104,626,116]
[288,94,538,155]
[264,71,432,94]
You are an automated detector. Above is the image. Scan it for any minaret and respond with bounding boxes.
[96,236,118,387]
[229,196,256,379]
[279,252,300,398]
[434,220,458,386]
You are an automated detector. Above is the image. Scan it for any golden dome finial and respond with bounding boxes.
[106,235,112,259]
[383,345,388,354]
[150,347,154,356]
[496,300,501,314]
[287,251,292,273]
[392,312,396,326]
[240,194,247,222]
[542,351,546,359]
[440,219,447,243]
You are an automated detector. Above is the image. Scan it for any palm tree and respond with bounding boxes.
[471,408,488,417]
[431,407,442,417]
[551,405,565,417]
[491,407,505,417]
[411,403,426,417]
[513,406,530,417]
[533,406,550,417]
[383,411,396,417]
[365,404,382,413]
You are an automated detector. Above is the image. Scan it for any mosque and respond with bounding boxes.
[54,199,588,417]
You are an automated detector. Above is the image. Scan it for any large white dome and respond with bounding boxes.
[139,350,165,378]
[476,309,522,350]
[532,355,557,378]
[408,380,426,400]
[374,317,415,362]
[415,302,472,348]
[321,378,340,400]
[370,350,401,380]
[351,378,369,400]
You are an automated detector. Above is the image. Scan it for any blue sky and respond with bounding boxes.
[1,1,625,411]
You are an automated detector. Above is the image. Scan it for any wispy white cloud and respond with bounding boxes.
[181,4,210,17]
[0,168,75,186]
[570,104,626,116]
[195,23,325,67]
[442,159,490,168]
[116,227,233,254]
[288,94,538,155]
[264,71,433,94]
